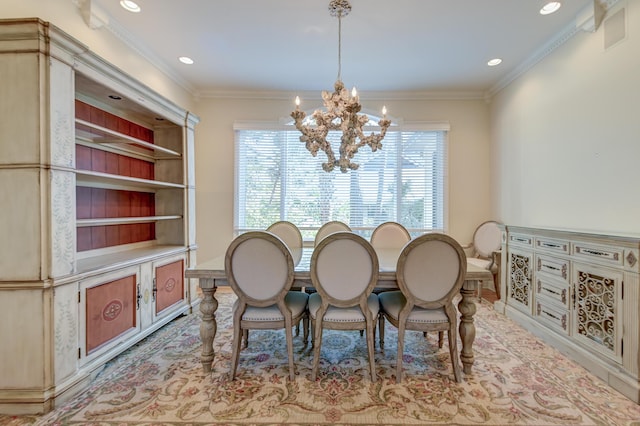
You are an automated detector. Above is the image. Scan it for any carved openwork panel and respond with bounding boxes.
[575,270,616,354]
[509,252,531,307]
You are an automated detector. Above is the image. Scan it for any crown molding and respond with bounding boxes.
[73,0,196,96]
[487,0,620,98]
[195,89,487,101]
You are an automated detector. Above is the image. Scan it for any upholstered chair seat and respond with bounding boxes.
[308,293,379,323]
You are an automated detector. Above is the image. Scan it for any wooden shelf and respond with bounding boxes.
[75,245,187,276]
[76,170,184,191]
[76,118,181,159]
[76,215,182,227]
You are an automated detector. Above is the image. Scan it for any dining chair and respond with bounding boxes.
[267,221,303,260]
[370,221,411,250]
[464,220,502,300]
[225,231,309,381]
[314,221,351,247]
[308,231,380,381]
[378,233,466,383]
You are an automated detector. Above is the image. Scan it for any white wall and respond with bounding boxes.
[491,1,640,236]
[194,96,492,261]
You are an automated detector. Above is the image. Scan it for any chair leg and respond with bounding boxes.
[230,310,245,380]
[448,326,462,383]
[396,324,405,383]
[378,314,385,349]
[302,315,309,345]
[284,318,295,381]
[242,329,249,349]
[493,273,501,299]
[311,318,324,381]
[438,331,444,348]
[366,320,376,382]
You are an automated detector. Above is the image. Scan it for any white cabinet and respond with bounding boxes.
[496,226,640,403]
[0,19,199,414]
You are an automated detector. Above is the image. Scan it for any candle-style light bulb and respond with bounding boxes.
[351,87,357,98]
[382,105,387,118]
[295,96,300,110]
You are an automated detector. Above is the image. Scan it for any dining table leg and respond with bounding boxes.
[458,279,478,374]
[199,278,218,373]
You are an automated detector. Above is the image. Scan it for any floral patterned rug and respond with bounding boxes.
[3,289,640,425]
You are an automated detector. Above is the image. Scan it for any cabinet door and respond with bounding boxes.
[572,262,623,363]
[79,266,141,365]
[154,258,185,316]
[507,248,534,314]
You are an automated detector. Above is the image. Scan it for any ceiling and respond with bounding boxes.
[90,0,596,97]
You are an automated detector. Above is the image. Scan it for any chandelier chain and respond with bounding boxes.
[337,13,342,82]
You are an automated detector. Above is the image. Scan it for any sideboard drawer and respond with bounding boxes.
[536,298,569,335]
[509,233,534,248]
[573,242,624,268]
[535,237,570,255]
[536,253,570,284]
[536,278,570,309]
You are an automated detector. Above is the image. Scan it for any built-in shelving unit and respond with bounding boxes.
[0,19,199,415]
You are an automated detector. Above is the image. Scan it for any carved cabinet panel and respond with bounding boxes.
[508,249,534,314]
[572,262,623,362]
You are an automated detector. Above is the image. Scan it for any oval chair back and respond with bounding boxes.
[314,221,351,247]
[267,221,303,264]
[370,221,411,250]
[472,220,502,258]
[226,231,293,306]
[398,233,466,309]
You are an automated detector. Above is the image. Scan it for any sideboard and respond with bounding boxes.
[495,225,640,403]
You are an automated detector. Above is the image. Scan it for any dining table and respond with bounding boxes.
[185,245,493,376]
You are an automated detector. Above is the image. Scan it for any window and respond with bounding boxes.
[234,121,448,240]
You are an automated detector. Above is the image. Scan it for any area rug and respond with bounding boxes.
[3,289,640,425]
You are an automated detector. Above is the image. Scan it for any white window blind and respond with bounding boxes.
[234,125,447,239]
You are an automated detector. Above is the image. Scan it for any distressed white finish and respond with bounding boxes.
[497,225,640,403]
[0,19,199,415]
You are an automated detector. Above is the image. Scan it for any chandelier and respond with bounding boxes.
[290,0,391,173]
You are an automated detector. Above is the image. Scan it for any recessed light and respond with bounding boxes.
[120,1,141,13]
[179,56,194,65]
[487,58,502,66]
[540,2,561,15]
[108,95,122,100]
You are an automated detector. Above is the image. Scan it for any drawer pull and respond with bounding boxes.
[582,249,607,257]
[542,309,560,321]
[541,242,560,248]
[544,265,560,271]
[546,288,560,296]
[577,247,619,261]
[514,237,529,243]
